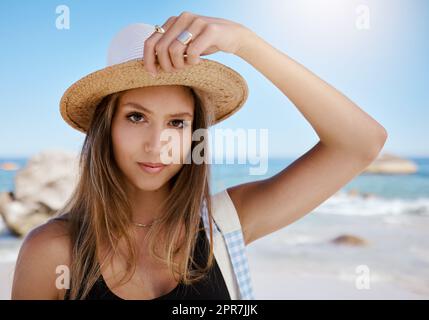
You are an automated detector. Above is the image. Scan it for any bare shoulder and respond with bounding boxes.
[11,216,72,300]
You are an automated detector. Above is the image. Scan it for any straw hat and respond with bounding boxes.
[59,23,249,134]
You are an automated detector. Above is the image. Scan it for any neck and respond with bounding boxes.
[127,182,171,225]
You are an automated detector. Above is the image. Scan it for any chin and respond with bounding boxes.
[133,179,168,192]
[121,164,181,192]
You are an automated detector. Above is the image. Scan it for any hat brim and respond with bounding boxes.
[60,58,248,134]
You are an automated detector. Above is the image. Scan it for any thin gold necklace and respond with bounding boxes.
[133,218,160,228]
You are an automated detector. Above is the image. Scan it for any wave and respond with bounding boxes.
[313,191,429,216]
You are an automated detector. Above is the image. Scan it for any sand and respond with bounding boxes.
[0,261,15,299]
[1,210,428,300]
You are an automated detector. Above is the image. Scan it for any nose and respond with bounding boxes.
[143,124,164,154]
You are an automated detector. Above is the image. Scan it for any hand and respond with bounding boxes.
[143,11,253,75]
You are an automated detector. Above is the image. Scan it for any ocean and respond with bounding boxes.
[1,157,429,299]
[2,157,429,218]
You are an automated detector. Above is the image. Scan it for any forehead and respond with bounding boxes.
[118,85,195,114]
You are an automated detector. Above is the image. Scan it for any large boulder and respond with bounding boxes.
[0,149,79,236]
[364,153,418,174]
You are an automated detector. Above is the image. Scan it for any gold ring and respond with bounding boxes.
[154,25,165,34]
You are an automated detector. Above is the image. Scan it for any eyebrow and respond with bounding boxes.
[121,102,193,118]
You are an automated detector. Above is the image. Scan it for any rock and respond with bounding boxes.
[331,234,368,246]
[346,189,375,199]
[0,192,51,236]
[14,149,80,210]
[347,189,360,197]
[363,153,418,174]
[0,149,79,237]
[0,162,20,171]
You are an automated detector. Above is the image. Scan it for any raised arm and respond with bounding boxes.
[229,28,387,245]
[139,12,387,246]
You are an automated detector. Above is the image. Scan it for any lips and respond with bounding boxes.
[140,162,165,168]
[137,162,168,174]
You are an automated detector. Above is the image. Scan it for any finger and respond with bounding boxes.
[154,12,195,73]
[169,18,206,71]
[143,16,177,75]
[185,24,217,65]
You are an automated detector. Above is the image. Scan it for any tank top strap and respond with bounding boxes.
[200,189,255,300]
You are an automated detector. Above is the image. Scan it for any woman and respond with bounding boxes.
[11,12,387,300]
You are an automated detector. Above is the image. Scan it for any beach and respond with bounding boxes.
[1,157,429,299]
[0,231,22,299]
[1,193,428,299]
[247,210,429,299]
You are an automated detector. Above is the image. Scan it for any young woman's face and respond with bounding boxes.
[111,85,195,192]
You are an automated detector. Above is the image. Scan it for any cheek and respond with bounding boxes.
[165,163,185,181]
[111,120,141,160]
[162,131,192,164]
[180,130,193,160]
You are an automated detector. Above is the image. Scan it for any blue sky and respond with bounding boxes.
[0,0,428,158]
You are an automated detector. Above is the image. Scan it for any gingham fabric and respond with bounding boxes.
[200,196,255,300]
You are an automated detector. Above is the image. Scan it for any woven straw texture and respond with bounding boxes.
[60,58,248,134]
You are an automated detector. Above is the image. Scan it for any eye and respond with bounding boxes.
[169,119,186,129]
[126,112,145,124]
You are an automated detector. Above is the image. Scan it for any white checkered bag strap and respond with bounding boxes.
[201,190,255,300]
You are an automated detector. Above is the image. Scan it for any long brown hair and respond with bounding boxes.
[52,86,216,299]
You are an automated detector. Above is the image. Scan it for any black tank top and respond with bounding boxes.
[64,217,231,300]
